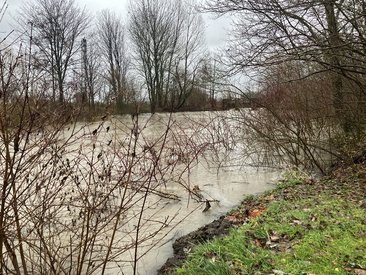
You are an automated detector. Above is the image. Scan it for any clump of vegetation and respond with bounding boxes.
[177,167,366,274]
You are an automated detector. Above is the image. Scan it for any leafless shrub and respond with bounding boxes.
[216,62,345,174]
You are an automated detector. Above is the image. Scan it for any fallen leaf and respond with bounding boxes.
[291,219,302,225]
[355,269,366,275]
[248,208,264,219]
[273,270,285,275]
[225,215,238,223]
[253,239,262,247]
[270,235,280,242]
[269,243,278,249]
[183,247,191,254]
[224,213,245,223]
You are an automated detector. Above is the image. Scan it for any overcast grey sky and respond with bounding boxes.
[1,0,230,50]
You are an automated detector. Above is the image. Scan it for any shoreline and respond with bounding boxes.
[158,163,366,274]
[157,215,234,274]
[157,190,270,274]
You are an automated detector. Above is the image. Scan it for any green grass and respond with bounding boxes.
[177,195,366,274]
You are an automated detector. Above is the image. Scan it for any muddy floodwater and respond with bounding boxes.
[63,111,281,274]
[140,164,279,275]
[5,111,282,274]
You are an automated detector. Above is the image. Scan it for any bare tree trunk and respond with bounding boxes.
[129,0,185,113]
[97,10,129,109]
[324,0,350,132]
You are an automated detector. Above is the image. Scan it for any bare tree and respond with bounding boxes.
[197,54,219,109]
[97,10,130,109]
[129,0,183,113]
[79,36,103,112]
[167,1,205,110]
[19,0,89,104]
[203,0,366,133]
[129,0,206,113]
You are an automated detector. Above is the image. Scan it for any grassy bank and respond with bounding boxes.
[176,165,366,274]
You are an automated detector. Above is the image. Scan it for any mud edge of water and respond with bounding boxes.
[157,215,234,274]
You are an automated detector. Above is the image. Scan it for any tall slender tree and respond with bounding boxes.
[80,37,101,111]
[19,0,89,104]
[97,10,130,107]
[129,0,205,113]
[129,0,179,113]
[167,1,205,110]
